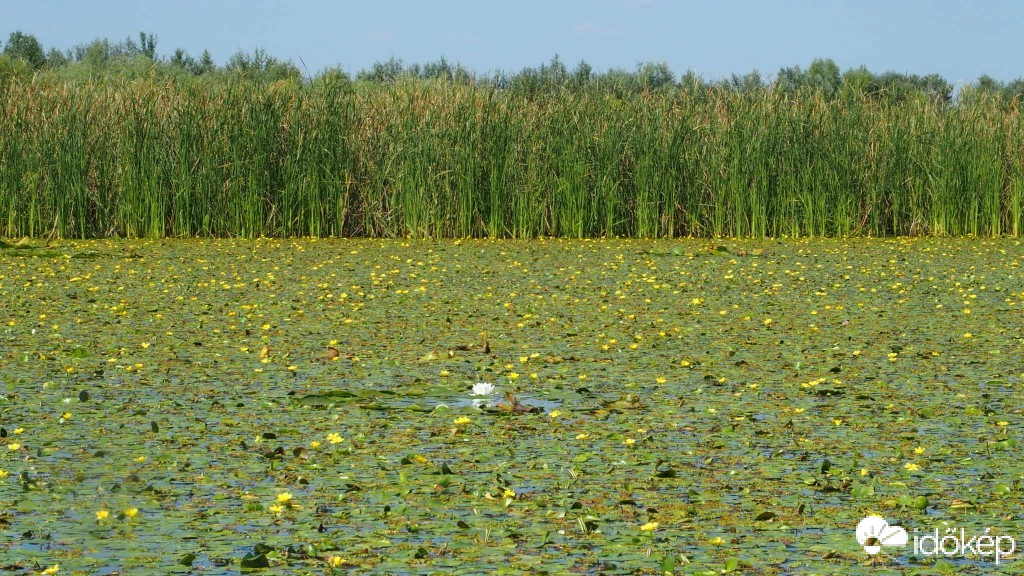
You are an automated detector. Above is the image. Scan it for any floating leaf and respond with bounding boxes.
[240,552,269,569]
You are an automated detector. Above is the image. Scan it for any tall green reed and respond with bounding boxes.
[1,76,1022,239]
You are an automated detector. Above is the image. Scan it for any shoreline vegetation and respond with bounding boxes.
[2,31,1023,239]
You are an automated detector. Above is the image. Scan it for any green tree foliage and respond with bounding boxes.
[356,56,405,83]
[806,58,841,98]
[226,47,300,81]
[0,54,32,83]
[727,70,764,95]
[3,27,1024,108]
[171,48,217,76]
[4,30,46,69]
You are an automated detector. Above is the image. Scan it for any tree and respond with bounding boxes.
[728,70,764,94]
[197,50,216,75]
[679,70,705,92]
[138,31,157,60]
[637,61,675,90]
[975,74,1003,93]
[917,73,952,105]
[1004,78,1024,103]
[806,58,841,98]
[227,48,299,81]
[356,57,405,83]
[44,48,71,69]
[841,65,877,96]
[572,60,593,87]
[774,65,805,94]
[74,38,112,67]
[4,30,45,69]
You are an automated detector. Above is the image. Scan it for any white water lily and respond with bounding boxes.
[471,382,496,396]
[470,382,497,408]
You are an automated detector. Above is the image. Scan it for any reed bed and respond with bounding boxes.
[1,76,1022,238]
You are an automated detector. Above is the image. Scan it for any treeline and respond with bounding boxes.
[3,29,1024,103]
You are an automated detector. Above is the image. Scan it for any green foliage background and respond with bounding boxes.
[2,30,1024,239]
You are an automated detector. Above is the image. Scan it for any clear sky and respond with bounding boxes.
[4,0,1022,85]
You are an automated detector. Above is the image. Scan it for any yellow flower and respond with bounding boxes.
[963,332,973,338]
[453,416,472,426]
[327,556,347,568]
[309,440,321,449]
[507,372,519,380]
[832,418,843,426]
[913,446,925,455]
[548,410,561,418]
[640,521,660,531]
[39,565,60,575]
[904,462,921,472]
[123,507,139,519]
[502,488,516,498]
[623,438,636,447]
[61,412,72,420]
[0,469,7,478]
[327,432,343,444]
[7,443,20,450]
[268,504,284,514]
[655,376,667,384]
[709,536,725,546]
[276,492,293,504]
[12,428,24,435]
[576,433,590,440]
[96,509,110,521]
[439,370,450,377]
[997,421,1009,427]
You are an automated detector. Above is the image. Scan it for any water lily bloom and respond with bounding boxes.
[470,382,497,407]
[276,492,293,503]
[640,521,659,531]
[471,382,495,396]
[454,416,472,426]
[96,510,110,521]
[123,507,139,519]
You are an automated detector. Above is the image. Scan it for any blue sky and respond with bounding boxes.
[4,0,1022,85]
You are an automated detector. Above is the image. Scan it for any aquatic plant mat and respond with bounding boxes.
[1,237,1022,574]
